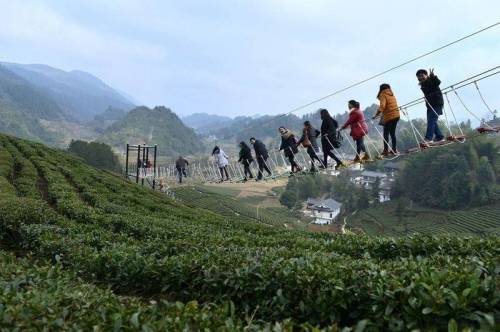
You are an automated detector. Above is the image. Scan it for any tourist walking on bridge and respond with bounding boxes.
[298,121,322,172]
[175,156,189,183]
[250,137,272,181]
[279,126,302,174]
[320,108,343,170]
[212,146,230,182]
[341,100,370,163]
[238,141,254,181]
[416,68,445,144]
[373,83,400,156]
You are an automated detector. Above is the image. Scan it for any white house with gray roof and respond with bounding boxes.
[307,198,342,225]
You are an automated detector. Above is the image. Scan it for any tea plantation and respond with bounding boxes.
[0,133,499,331]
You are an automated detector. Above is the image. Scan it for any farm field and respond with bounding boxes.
[0,133,499,331]
[348,200,500,236]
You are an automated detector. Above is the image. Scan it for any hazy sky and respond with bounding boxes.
[1,0,499,120]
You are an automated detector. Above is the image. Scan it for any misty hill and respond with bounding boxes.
[98,106,205,156]
[1,62,135,121]
[0,65,66,144]
[182,113,233,133]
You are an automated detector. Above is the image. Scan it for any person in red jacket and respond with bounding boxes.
[341,100,370,162]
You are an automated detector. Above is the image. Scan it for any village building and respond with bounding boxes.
[305,198,342,225]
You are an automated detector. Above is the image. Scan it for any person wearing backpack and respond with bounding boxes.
[416,68,445,144]
[341,100,370,163]
[298,121,322,172]
[250,137,272,181]
[238,141,254,181]
[279,126,302,173]
[175,156,189,184]
[320,108,343,170]
[373,83,400,156]
[212,146,230,181]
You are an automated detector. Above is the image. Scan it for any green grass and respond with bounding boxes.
[0,133,499,331]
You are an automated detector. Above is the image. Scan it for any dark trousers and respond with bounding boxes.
[219,166,229,180]
[306,146,322,169]
[355,137,367,155]
[257,156,272,179]
[287,154,300,172]
[321,141,341,167]
[383,118,399,151]
[176,167,187,183]
[425,107,444,141]
[242,160,253,179]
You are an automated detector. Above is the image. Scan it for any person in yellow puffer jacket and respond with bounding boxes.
[373,83,400,155]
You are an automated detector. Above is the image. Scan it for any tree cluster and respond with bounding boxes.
[393,138,498,209]
[68,140,122,173]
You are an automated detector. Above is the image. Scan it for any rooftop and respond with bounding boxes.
[310,198,342,212]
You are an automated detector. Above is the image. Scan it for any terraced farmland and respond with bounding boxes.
[0,133,499,331]
[172,185,301,228]
[349,200,500,236]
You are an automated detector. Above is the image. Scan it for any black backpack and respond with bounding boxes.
[332,132,343,148]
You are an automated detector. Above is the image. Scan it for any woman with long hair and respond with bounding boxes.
[212,146,230,181]
[320,108,343,170]
[298,121,323,171]
[341,100,370,162]
[373,83,400,155]
[238,141,254,181]
[279,126,302,173]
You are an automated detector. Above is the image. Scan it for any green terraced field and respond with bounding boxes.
[349,200,500,236]
[0,133,499,331]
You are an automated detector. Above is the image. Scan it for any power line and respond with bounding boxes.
[283,21,500,116]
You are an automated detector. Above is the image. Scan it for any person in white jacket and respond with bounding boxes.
[212,146,230,181]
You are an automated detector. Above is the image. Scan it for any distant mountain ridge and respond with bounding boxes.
[0,62,135,121]
[98,106,205,156]
[181,113,234,133]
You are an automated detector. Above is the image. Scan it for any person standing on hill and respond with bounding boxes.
[238,141,254,181]
[373,83,400,156]
[279,126,302,174]
[320,108,343,170]
[212,146,230,182]
[298,121,322,172]
[341,100,370,163]
[175,156,189,183]
[416,68,445,144]
[250,137,272,181]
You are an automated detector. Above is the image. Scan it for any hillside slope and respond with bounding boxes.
[0,65,67,144]
[0,133,498,330]
[98,106,205,156]
[1,62,134,121]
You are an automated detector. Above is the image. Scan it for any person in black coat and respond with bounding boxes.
[250,137,272,180]
[238,141,254,181]
[298,121,323,171]
[320,108,343,169]
[279,126,302,173]
[175,156,189,183]
[416,68,445,143]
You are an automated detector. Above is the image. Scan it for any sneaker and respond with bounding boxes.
[434,136,445,142]
[362,154,371,161]
[335,163,344,170]
[353,155,361,163]
[381,150,389,157]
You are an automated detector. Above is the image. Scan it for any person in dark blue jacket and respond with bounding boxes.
[250,137,272,180]
[416,68,445,143]
[238,141,254,181]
